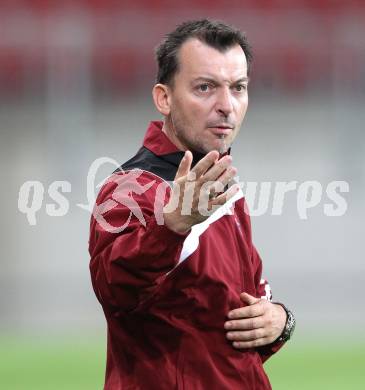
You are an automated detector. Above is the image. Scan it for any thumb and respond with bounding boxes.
[240,292,260,305]
[175,151,192,180]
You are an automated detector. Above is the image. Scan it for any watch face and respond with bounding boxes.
[273,303,296,343]
[285,311,296,340]
[278,308,296,342]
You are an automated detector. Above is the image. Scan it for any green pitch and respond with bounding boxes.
[0,336,364,389]
[266,341,365,390]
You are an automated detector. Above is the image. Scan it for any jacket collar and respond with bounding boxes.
[143,121,180,156]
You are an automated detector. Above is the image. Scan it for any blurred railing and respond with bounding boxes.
[0,0,364,98]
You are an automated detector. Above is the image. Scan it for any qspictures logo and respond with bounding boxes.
[17,157,350,231]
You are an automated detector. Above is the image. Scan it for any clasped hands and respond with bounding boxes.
[224,292,287,349]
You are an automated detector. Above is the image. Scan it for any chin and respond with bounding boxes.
[200,145,228,155]
[214,140,230,154]
[190,138,230,155]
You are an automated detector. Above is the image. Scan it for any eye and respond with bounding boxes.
[234,84,247,92]
[198,83,211,92]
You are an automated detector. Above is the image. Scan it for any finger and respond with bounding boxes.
[202,155,233,182]
[203,167,237,195]
[211,183,240,205]
[226,328,265,341]
[204,167,237,199]
[228,302,264,320]
[190,151,219,178]
[175,151,192,180]
[215,166,238,189]
[240,292,261,306]
[232,338,269,349]
[224,317,265,331]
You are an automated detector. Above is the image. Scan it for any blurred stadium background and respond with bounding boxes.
[0,0,364,389]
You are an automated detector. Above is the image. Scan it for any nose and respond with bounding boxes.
[215,87,233,117]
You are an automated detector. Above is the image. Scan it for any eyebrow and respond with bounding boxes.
[192,76,249,85]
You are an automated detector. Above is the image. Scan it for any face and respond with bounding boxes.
[163,38,249,154]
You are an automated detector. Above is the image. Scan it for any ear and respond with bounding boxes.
[152,83,171,116]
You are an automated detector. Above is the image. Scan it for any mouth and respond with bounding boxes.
[208,125,233,136]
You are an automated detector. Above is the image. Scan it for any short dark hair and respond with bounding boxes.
[155,19,253,85]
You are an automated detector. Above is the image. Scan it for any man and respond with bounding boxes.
[89,19,295,389]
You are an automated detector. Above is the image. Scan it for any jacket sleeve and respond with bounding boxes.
[88,170,188,314]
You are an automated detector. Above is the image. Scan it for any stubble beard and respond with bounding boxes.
[169,114,231,155]
[217,134,228,154]
[180,132,229,155]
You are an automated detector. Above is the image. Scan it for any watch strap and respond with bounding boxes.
[273,302,296,342]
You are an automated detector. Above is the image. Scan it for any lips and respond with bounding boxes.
[209,126,233,135]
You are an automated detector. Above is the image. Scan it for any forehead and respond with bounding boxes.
[176,38,247,81]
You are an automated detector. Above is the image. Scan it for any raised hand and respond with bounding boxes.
[163,150,238,234]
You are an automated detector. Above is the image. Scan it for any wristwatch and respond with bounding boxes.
[274,303,296,342]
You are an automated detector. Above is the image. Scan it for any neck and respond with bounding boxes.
[161,119,187,152]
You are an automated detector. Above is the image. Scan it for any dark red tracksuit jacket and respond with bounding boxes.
[89,121,284,389]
